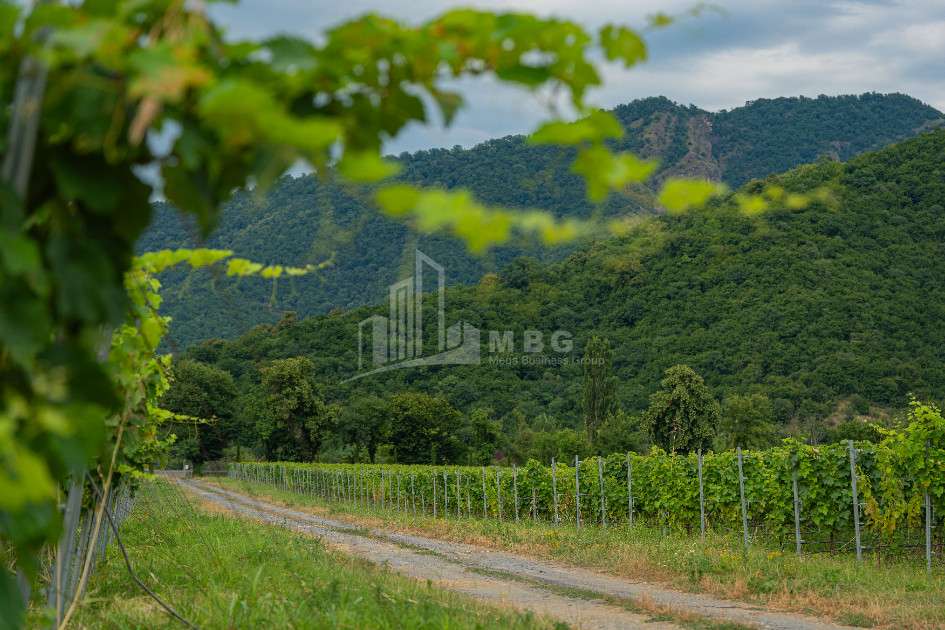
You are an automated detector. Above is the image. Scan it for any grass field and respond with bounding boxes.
[209,476,945,630]
[62,478,561,629]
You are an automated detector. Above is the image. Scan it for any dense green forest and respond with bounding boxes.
[139,93,944,350]
[161,127,945,467]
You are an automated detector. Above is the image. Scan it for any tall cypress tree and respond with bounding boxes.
[583,336,617,445]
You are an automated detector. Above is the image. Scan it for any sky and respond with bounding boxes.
[210,0,945,156]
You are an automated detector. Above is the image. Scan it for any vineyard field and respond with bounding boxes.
[230,419,944,567]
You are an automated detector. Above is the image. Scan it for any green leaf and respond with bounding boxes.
[0,443,58,512]
[495,64,552,86]
[430,89,464,127]
[572,146,657,199]
[599,26,646,67]
[226,258,264,276]
[734,192,769,215]
[375,185,420,216]
[337,151,400,182]
[530,110,623,145]
[48,152,122,215]
[658,179,726,212]
[50,18,110,58]
[0,2,21,46]
[648,13,675,28]
[0,284,51,365]
[186,249,232,268]
[0,231,41,277]
[162,164,214,231]
[264,36,317,73]
[128,42,211,102]
[260,265,283,279]
[198,78,341,155]
[0,568,26,630]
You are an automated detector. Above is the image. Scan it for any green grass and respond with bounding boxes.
[64,479,560,629]
[210,476,945,630]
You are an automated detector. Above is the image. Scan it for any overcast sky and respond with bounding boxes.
[210,0,945,155]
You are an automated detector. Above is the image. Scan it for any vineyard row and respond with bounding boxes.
[228,439,944,572]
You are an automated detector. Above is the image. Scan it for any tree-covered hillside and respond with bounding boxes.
[176,128,945,457]
[140,93,944,349]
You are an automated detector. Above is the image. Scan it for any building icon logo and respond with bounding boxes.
[345,250,480,382]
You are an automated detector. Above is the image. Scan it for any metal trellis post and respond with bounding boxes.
[575,456,581,532]
[627,455,633,527]
[598,456,606,531]
[848,440,862,563]
[551,458,559,526]
[513,465,519,523]
[792,463,802,557]
[482,466,487,518]
[496,466,502,523]
[698,449,705,540]
[737,447,749,554]
[927,438,932,575]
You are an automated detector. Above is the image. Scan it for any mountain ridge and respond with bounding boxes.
[139,92,945,350]
[181,127,945,443]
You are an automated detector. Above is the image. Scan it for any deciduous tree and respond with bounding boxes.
[258,358,333,461]
[388,392,463,464]
[336,394,389,464]
[160,359,238,465]
[720,393,774,450]
[641,365,720,453]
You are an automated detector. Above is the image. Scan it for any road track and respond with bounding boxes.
[174,477,855,630]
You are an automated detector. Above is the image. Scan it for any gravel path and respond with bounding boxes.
[175,477,855,630]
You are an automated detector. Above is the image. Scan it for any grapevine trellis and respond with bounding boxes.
[229,437,943,572]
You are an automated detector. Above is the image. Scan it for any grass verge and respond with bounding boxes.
[208,476,945,630]
[64,478,562,629]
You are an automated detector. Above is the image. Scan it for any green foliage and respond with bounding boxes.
[160,359,238,465]
[641,365,720,454]
[861,399,945,543]
[582,336,617,444]
[468,408,503,465]
[167,129,945,460]
[822,420,880,445]
[142,94,945,350]
[259,357,333,462]
[1,0,720,618]
[596,411,643,455]
[711,94,945,186]
[388,393,463,465]
[850,393,870,415]
[235,402,943,546]
[335,394,389,464]
[720,394,774,450]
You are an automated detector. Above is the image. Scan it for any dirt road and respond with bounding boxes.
[175,477,855,630]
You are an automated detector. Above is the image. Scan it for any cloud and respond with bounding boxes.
[209,0,945,154]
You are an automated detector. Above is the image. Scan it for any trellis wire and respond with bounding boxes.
[228,444,944,571]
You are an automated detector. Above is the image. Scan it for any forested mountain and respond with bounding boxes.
[140,93,944,350]
[176,128,945,458]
